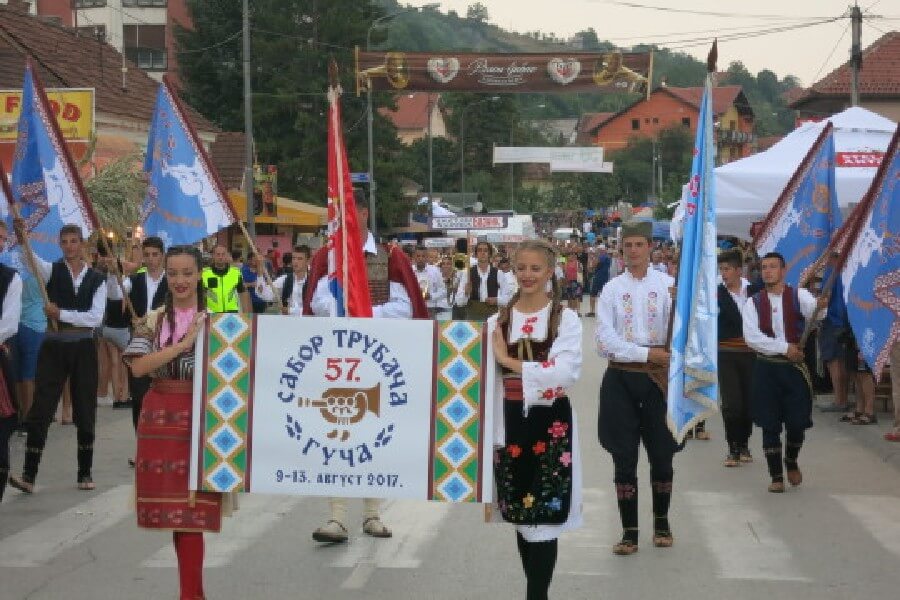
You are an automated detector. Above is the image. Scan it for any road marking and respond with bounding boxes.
[685,491,810,581]
[339,499,451,589]
[142,494,303,568]
[557,488,616,576]
[0,484,132,567]
[833,494,900,557]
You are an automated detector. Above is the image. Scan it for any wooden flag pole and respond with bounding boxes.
[234,218,285,313]
[97,230,137,322]
[9,205,57,332]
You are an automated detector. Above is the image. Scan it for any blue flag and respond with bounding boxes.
[142,78,237,248]
[6,63,97,276]
[667,73,719,443]
[754,124,840,287]
[842,125,900,381]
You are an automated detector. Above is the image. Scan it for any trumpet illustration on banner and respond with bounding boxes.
[356,51,410,93]
[298,383,381,442]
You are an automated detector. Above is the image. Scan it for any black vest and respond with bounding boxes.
[717,282,762,341]
[469,265,499,301]
[46,261,105,312]
[128,271,168,318]
[0,264,17,317]
[281,273,307,306]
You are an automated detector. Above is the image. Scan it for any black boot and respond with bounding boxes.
[764,446,784,492]
[613,478,639,554]
[651,480,674,547]
[77,429,95,487]
[784,437,803,487]
[0,467,7,502]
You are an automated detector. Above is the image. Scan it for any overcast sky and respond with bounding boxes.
[405,0,896,86]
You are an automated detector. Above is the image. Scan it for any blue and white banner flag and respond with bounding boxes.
[6,63,97,274]
[754,123,840,287]
[142,78,237,248]
[667,72,719,443]
[842,125,900,381]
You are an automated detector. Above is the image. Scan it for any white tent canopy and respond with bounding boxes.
[716,107,896,239]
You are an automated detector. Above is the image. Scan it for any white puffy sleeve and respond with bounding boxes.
[521,308,583,413]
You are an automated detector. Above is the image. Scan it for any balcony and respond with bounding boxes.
[716,129,756,145]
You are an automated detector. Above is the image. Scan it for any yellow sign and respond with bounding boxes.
[0,88,95,142]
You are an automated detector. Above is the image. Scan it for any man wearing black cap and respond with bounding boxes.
[595,220,680,556]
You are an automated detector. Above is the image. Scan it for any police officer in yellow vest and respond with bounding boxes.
[203,245,251,313]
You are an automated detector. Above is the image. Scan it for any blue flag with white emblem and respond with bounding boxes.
[141,78,237,248]
[6,63,98,275]
[753,123,840,287]
[666,71,719,443]
[842,125,900,381]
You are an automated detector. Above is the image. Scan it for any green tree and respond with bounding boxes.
[466,2,489,23]
[176,0,407,227]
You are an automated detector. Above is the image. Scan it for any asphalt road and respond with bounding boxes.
[2,317,900,600]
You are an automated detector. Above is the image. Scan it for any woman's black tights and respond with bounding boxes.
[516,531,558,600]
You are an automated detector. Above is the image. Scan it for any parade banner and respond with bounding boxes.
[190,314,495,503]
[667,60,719,443]
[753,123,840,287]
[9,63,98,268]
[357,51,650,94]
[0,88,95,142]
[142,76,238,247]
[842,125,900,381]
[493,146,604,165]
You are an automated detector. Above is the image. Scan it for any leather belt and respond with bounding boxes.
[502,377,524,401]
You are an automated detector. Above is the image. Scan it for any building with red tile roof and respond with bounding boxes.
[378,93,447,145]
[587,85,755,163]
[790,31,900,122]
[0,3,217,172]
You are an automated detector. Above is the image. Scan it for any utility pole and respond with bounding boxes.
[428,94,434,219]
[242,0,255,238]
[850,2,862,107]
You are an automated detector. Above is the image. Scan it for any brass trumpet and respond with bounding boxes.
[357,52,410,92]
[298,383,381,442]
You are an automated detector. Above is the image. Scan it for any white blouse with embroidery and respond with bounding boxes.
[595,269,674,363]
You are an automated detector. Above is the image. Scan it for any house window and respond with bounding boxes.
[652,117,659,124]
[75,0,107,7]
[644,118,650,124]
[122,0,168,6]
[729,120,736,130]
[124,24,167,71]
[681,117,691,127]
[631,119,640,131]
[76,25,107,40]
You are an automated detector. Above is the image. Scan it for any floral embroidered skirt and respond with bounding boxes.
[136,387,224,532]
[494,397,573,525]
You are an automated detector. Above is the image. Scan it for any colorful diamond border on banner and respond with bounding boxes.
[201,313,253,493]
[431,321,485,503]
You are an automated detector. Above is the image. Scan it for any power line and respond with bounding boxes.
[178,30,242,54]
[596,1,836,21]
[605,18,827,44]
[664,17,843,50]
[250,28,354,52]
[811,22,851,84]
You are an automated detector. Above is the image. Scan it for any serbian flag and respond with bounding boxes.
[666,49,719,443]
[141,76,238,248]
[841,125,900,381]
[9,62,98,271]
[326,77,372,317]
[753,122,840,287]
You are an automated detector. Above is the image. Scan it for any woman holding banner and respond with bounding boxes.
[490,239,583,600]
[125,246,231,600]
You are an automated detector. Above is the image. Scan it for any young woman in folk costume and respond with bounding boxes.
[490,239,583,600]
[125,246,233,600]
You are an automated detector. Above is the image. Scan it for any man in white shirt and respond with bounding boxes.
[412,245,448,319]
[258,245,310,316]
[9,222,108,494]
[455,242,512,320]
[742,252,824,494]
[304,189,427,544]
[595,221,679,556]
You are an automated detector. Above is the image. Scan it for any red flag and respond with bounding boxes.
[327,79,372,318]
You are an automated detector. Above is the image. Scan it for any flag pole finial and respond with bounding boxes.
[707,39,718,74]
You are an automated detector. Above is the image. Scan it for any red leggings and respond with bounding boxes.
[173,531,205,600]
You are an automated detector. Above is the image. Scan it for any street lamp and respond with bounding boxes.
[460,96,499,196]
[366,2,440,237]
